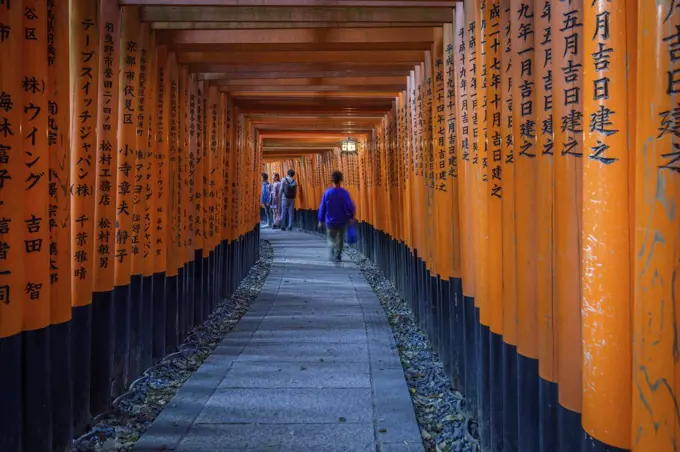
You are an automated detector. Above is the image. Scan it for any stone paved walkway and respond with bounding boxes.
[135,229,423,452]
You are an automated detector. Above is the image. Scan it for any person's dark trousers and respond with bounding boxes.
[326,226,346,261]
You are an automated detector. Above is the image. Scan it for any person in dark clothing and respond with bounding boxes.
[260,172,272,227]
[280,169,297,231]
[318,170,356,262]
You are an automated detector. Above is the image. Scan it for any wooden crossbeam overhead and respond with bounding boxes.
[161,27,435,51]
[199,69,411,80]
[163,28,436,44]
[179,50,425,64]
[141,6,454,23]
[150,21,445,30]
[191,63,416,72]
[251,119,379,128]
[231,91,399,98]
[174,42,430,52]
[248,113,383,119]
[125,0,456,6]
[215,77,405,87]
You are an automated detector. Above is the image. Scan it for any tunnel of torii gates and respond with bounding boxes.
[0,0,677,451]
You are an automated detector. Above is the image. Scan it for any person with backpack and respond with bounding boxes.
[270,173,282,229]
[260,172,272,227]
[317,170,356,262]
[280,169,297,231]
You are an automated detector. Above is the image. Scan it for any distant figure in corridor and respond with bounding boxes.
[280,169,297,231]
[260,172,272,227]
[318,170,356,262]
[270,172,282,229]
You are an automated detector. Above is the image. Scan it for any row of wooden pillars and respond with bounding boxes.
[0,2,262,451]
[267,0,679,449]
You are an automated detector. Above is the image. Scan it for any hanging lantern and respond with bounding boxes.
[340,136,358,153]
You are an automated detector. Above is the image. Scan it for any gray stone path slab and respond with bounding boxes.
[135,229,423,452]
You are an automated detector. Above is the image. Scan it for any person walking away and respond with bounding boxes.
[271,173,282,229]
[318,171,356,262]
[260,173,272,227]
[280,169,297,231]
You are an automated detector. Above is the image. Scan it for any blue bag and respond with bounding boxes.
[346,223,358,244]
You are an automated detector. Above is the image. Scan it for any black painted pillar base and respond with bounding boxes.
[51,320,73,452]
[91,291,114,414]
[152,272,166,363]
[0,332,22,452]
[112,283,131,397]
[23,326,52,452]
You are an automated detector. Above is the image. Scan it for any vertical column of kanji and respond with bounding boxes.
[225,95,235,295]
[366,131,374,236]
[511,0,539,445]
[187,73,197,328]
[393,99,403,250]
[453,7,469,399]
[552,3,584,443]
[444,21,463,391]
[127,19,146,385]
[534,0,558,448]
[89,0,117,417]
[374,121,383,239]
[47,0,72,446]
[21,1,51,449]
[0,2,24,450]
[213,92,224,298]
[424,52,437,338]
[499,0,518,448]
[141,30,156,371]
[582,0,631,447]
[412,65,424,325]
[151,46,168,363]
[403,79,413,294]
[130,21,150,381]
[204,85,216,312]
[483,0,504,447]
[431,28,448,361]
[111,6,138,397]
[175,65,186,343]
[473,0,491,441]
[632,1,680,451]
[461,0,479,416]
[165,51,179,352]
[396,100,404,247]
[192,79,203,324]
[432,28,453,304]
[225,95,235,297]
[388,107,397,248]
[183,68,192,333]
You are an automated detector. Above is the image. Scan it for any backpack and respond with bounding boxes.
[283,177,297,199]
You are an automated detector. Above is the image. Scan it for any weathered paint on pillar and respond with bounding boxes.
[582,0,632,446]
[631,1,680,450]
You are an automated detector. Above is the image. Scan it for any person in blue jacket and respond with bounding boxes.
[260,172,272,227]
[318,170,356,262]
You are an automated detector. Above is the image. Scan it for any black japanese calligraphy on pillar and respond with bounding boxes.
[22,0,50,329]
[47,0,71,324]
[93,4,119,293]
[537,0,553,157]
[0,0,24,336]
[488,0,502,197]
[513,0,537,158]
